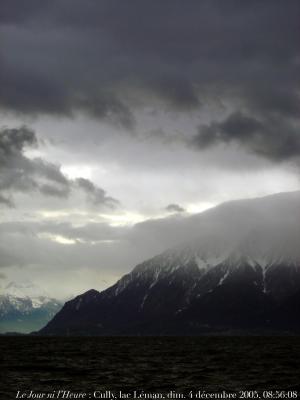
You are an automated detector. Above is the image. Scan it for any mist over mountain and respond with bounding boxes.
[39,191,300,335]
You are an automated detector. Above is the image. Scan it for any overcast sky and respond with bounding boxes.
[0,1,299,298]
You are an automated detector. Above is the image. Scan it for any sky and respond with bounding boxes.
[0,0,299,298]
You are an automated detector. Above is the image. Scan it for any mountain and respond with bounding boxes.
[39,191,300,335]
[0,281,62,333]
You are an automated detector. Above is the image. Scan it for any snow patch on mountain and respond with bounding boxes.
[0,280,63,333]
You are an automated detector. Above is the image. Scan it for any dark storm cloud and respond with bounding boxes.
[0,126,37,156]
[193,112,300,161]
[165,204,185,213]
[0,126,118,207]
[0,0,299,160]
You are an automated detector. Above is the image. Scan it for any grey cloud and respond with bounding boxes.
[165,204,185,213]
[148,76,200,111]
[0,126,118,208]
[193,112,264,148]
[247,86,300,120]
[75,178,119,208]
[193,112,300,162]
[77,94,135,131]
[0,126,37,156]
[0,221,126,244]
[38,183,70,198]
[0,220,131,277]
[0,0,298,157]
[0,194,13,208]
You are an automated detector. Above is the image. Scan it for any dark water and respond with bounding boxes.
[1,336,300,399]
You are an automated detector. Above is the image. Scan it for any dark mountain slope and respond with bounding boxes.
[39,191,300,335]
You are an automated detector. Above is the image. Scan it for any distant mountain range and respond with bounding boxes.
[0,281,62,333]
[39,191,300,335]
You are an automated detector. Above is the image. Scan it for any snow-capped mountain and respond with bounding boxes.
[39,191,300,335]
[0,281,62,333]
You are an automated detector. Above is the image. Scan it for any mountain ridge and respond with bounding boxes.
[38,191,300,335]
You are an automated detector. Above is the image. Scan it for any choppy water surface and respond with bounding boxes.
[1,336,300,399]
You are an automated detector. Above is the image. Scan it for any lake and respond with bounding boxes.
[1,336,300,399]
